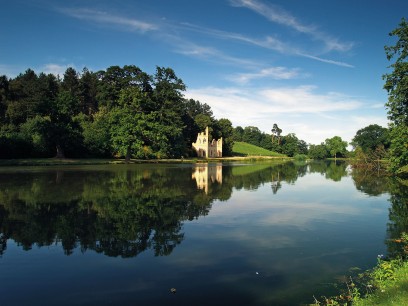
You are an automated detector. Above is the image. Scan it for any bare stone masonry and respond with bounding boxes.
[192,126,222,158]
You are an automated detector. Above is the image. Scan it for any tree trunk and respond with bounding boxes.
[55,144,65,159]
[125,146,131,163]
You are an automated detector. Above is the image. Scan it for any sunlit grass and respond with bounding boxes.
[232,142,285,157]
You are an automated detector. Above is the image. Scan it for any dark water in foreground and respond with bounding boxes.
[0,161,406,305]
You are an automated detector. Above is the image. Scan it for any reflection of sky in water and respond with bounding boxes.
[168,172,390,304]
[0,166,392,306]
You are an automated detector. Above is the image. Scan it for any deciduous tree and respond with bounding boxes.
[383,18,408,174]
[325,136,348,160]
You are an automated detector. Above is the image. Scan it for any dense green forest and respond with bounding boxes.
[0,66,236,160]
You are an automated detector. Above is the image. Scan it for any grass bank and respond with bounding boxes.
[232,141,285,157]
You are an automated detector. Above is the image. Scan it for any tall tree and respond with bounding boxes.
[352,124,390,152]
[214,118,234,156]
[6,69,43,125]
[232,126,244,142]
[151,67,186,157]
[97,65,152,109]
[325,136,348,160]
[242,126,262,146]
[108,87,149,162]
[271,123,282,144]
[280,133,299,157]
[79,68,99,115]
[0,75,9,123]
[308,143,329,159]
[383,18,408,174]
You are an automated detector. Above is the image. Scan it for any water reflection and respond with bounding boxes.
[0,161,406,261]
[1,161,408,306]
[192,164,223,193]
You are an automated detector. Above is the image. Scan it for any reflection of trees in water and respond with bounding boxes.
[348,168,408,259]
[351,168,390,196]
[308,160,348,182]
[0,167,209,257]
[0,161,365,258]
[386,178,408,258]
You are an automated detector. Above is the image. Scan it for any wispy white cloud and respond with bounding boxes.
[59,8,158,32]
[300,54,354,68]
[185,85,375,144]
[230,0,316,34]
[179,22,298,55]
[228,67,301,84]
[42,63,76,76]
[179,23,354,68]
[174,42,260,68]
[58,6,353,69]
[230,0,354,53]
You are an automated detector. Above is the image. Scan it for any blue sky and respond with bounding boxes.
[1,0,406,145]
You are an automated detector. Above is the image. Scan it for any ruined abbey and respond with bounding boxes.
[192,127,222,158]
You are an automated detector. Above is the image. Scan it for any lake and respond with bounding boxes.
[0,160,406,305]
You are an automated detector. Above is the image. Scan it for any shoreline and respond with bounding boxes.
[0,156,290,167]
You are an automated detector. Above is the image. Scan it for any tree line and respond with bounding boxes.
[0,65,234,160]
[231,123,351,159]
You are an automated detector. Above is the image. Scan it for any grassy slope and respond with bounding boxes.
[232,142,284,157]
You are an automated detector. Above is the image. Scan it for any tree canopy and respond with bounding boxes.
[325,136,348,160]
[0,65,234,159]
[383,18,408,174]
[352,124,390,152]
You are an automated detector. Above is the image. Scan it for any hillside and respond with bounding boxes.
[232,142,285,157]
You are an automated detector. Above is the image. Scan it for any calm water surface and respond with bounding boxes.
[0,161,406,305]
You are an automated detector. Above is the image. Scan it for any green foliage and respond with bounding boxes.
[309,143,329,159]
[388,124,408,174]
[77,111,112,157]
[108,87,148,160]
[352,146,388,171]
[325,136,348,159]
[232,126,244,142]
[294,154,307,161]
[280,133,306,157]
[383,18,408,174]
[214,118,234,156]
[352,124,390,152]
[384,18,408,126]
[20,116,52,156]
[242,126,262,146]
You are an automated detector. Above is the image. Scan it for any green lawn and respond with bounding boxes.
[232,142,285,157]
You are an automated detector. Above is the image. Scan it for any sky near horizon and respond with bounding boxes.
[1,0,406,145]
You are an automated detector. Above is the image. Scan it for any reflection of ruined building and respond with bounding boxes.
[192,164,223,193]
[192,127,222,158]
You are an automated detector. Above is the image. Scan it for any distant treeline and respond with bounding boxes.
[0,65,235,159]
